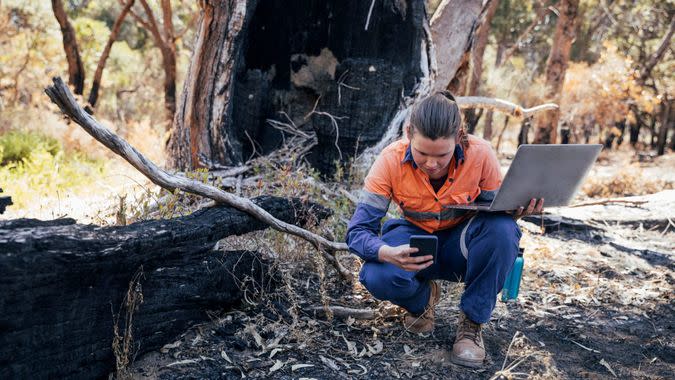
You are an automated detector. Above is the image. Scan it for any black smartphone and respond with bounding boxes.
[409,235,437,263]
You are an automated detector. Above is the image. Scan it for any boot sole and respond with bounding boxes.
[450,354,484,368]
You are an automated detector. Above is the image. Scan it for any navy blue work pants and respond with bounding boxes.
[358,213,521,324]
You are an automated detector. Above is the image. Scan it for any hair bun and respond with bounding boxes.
[439,90,456,102]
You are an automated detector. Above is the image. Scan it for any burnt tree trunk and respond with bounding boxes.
[533,0,579,144]
[168,0,427,175]
[0,196,329,379]
[51,0,85,95]
[167,0,482,176]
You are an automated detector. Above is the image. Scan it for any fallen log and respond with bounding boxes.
[0,196,329,379]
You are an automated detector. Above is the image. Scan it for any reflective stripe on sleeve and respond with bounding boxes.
[358,190,391,211]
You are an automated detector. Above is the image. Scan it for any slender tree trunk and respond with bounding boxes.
[500,0,552,64]
[87,0,135,108]
[51,0,85,95]
[518,117,531,146]
[656,110,668,154]
[127,0,177,125]
[160,0,177,122]
[466,0,498,97]
[533,0,579,144]
[464,0,499,134]
[616,119,626,146]
[484,109,494,140]
[670,110,675,151]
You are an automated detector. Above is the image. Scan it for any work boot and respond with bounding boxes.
[450,312,486,368]
[403,281,441,333]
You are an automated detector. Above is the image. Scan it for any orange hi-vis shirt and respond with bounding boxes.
[360,135,502,233]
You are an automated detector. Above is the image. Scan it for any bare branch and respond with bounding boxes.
[305,96,348,161]
[500,1,553,65]
[456,96,559,118]
[569,199,648,208]
[45,78,349,256]
[122,0,153,32]
[639,15,675,84]
[138,0,164,44]
[88,0,135,108]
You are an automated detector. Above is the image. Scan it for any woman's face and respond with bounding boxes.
[407,127,455,179]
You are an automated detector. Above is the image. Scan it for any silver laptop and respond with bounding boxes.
[446,144,602,211]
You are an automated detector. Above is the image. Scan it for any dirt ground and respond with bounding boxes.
[126,151,674,380]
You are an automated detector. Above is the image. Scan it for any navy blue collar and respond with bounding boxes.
[402,143,465,169]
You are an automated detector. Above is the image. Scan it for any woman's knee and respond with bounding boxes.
[478,213,521,243]
[359,263,418,300]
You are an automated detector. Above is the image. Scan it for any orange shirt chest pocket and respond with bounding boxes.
[444,162,482,205]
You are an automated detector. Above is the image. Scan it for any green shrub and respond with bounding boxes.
[0,146,105,209]
[0,130,61,164]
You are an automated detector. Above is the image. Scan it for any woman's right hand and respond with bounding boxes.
[378,244,434,272]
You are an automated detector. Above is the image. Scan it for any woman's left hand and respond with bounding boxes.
[510,198,544,220]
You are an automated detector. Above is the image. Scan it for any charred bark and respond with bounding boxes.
[0,196,329,379]
[167,0,432,176]
[51,0,85,95]
[533,0,579,144]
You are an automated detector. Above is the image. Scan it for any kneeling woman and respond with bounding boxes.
[346,91,543,368]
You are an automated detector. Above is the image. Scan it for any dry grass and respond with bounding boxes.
[582,165,674,198]
[112,268,145,380]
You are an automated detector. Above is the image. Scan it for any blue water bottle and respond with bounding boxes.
[501,248,524,301]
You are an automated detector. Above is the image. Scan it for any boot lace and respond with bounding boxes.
[457,315,483,346]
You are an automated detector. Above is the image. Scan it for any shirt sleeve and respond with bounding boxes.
[477,146,502,202]
[345,153,392,262]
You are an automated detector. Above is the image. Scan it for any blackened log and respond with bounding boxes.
[0,188,11,214]
[0,196,329,379]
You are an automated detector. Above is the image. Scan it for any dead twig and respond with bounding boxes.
[305,96,347,160]
[309,305,376,320]
[457,96,558,118]
[208,165,251,178]
[569,199,649,208]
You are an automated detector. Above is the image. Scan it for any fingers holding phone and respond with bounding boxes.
[377,243,434,272]
[409,235,438,273]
